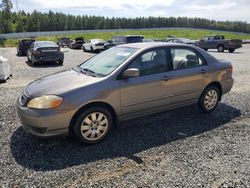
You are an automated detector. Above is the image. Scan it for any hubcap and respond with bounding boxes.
[80,112,108,141]
[204,90,218,110]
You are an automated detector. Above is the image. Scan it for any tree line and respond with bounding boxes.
[1,0,250,34]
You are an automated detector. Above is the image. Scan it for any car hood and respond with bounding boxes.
[24,69,102,97]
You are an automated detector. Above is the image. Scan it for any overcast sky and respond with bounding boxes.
[12,0,250,23]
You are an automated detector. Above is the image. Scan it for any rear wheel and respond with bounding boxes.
[73,106,113,144]
[228,49,235,53]
[203,48,208,51]
[58,59,64,65]
[198,86,220,113]
[217,45,225,52]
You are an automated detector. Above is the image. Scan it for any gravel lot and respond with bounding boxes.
[0,46,249,187]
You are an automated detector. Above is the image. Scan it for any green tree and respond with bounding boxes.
[0,0,13,33]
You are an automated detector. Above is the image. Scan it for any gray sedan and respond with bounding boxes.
[17,43,233,144]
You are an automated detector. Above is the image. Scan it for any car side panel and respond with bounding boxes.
[170,66,211,104]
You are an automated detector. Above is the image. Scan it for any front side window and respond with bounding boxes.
[78,47,138,77]
[170,48,206,70]
[128,49,167,76]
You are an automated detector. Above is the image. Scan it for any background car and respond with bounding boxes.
[69,37,85,49]
[57,37,71,47]
[165,38,198,46]
[17,38,35,56]
[27,41,64,66]
[197,35,242,52]
[18,43,233,144]
[104,35,144,49]
[83,39,106,52]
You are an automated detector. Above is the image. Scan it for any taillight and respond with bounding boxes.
[32,50,40,55]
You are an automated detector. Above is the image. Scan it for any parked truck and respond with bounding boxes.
[197,35,242,53]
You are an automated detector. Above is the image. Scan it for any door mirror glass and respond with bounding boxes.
[122,68,140,79]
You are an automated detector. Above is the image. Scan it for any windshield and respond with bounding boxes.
[78,47,138,77]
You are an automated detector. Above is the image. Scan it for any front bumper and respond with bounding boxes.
[17,100,75,137]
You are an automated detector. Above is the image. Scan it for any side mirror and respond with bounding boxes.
[122,68,140,79]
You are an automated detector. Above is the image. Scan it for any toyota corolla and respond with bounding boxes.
[17,43,233,144]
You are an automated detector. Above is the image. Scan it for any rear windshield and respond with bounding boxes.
[127,37,144,43]
[21,40,34,45]
[35,42,58,48]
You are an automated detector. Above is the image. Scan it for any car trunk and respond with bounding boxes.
[38,47,60,55]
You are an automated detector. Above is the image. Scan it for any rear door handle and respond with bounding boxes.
[201,69,206,74]
[162,76,169,81]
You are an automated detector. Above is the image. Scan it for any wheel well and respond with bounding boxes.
[69,102,117,136]
[217,44,224,48]
[204,82,222,100]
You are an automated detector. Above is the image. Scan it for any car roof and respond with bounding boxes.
[113,35,144,38]
[20,38,35,41]
[119,42,193,49]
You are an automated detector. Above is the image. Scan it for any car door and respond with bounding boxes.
[169,47,209,105]
[120,48,173,116]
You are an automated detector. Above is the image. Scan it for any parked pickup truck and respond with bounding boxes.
[197,35,242,53]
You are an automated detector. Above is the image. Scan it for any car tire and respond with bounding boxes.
[203,48,208,51]
[83,46,86,52]
[73,106,113,144]
[217,45,225,52]
[198,86,220,113]
[58,59,64,65]
[27,55,31,62]
[31,60,36,66]
[229,49,235,53]
[30,56,36,66]
[90,46,94,53]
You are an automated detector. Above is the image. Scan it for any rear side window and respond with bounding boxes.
[170,48,206,70]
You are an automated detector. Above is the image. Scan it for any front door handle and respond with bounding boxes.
[162,76,169,81]
[201,69,206,74]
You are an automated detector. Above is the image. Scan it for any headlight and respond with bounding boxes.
[27,95,63,109]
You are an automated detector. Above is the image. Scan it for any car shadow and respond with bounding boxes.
[25,61,63,68]
[10,103,241,171]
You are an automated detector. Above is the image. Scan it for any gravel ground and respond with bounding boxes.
[0,46,249,188]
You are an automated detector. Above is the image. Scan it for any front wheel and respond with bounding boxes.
[72,107,113,144]
[217,45,225,52]
[198,86,220,113]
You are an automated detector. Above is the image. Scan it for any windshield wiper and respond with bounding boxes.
[80,67,99,77]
